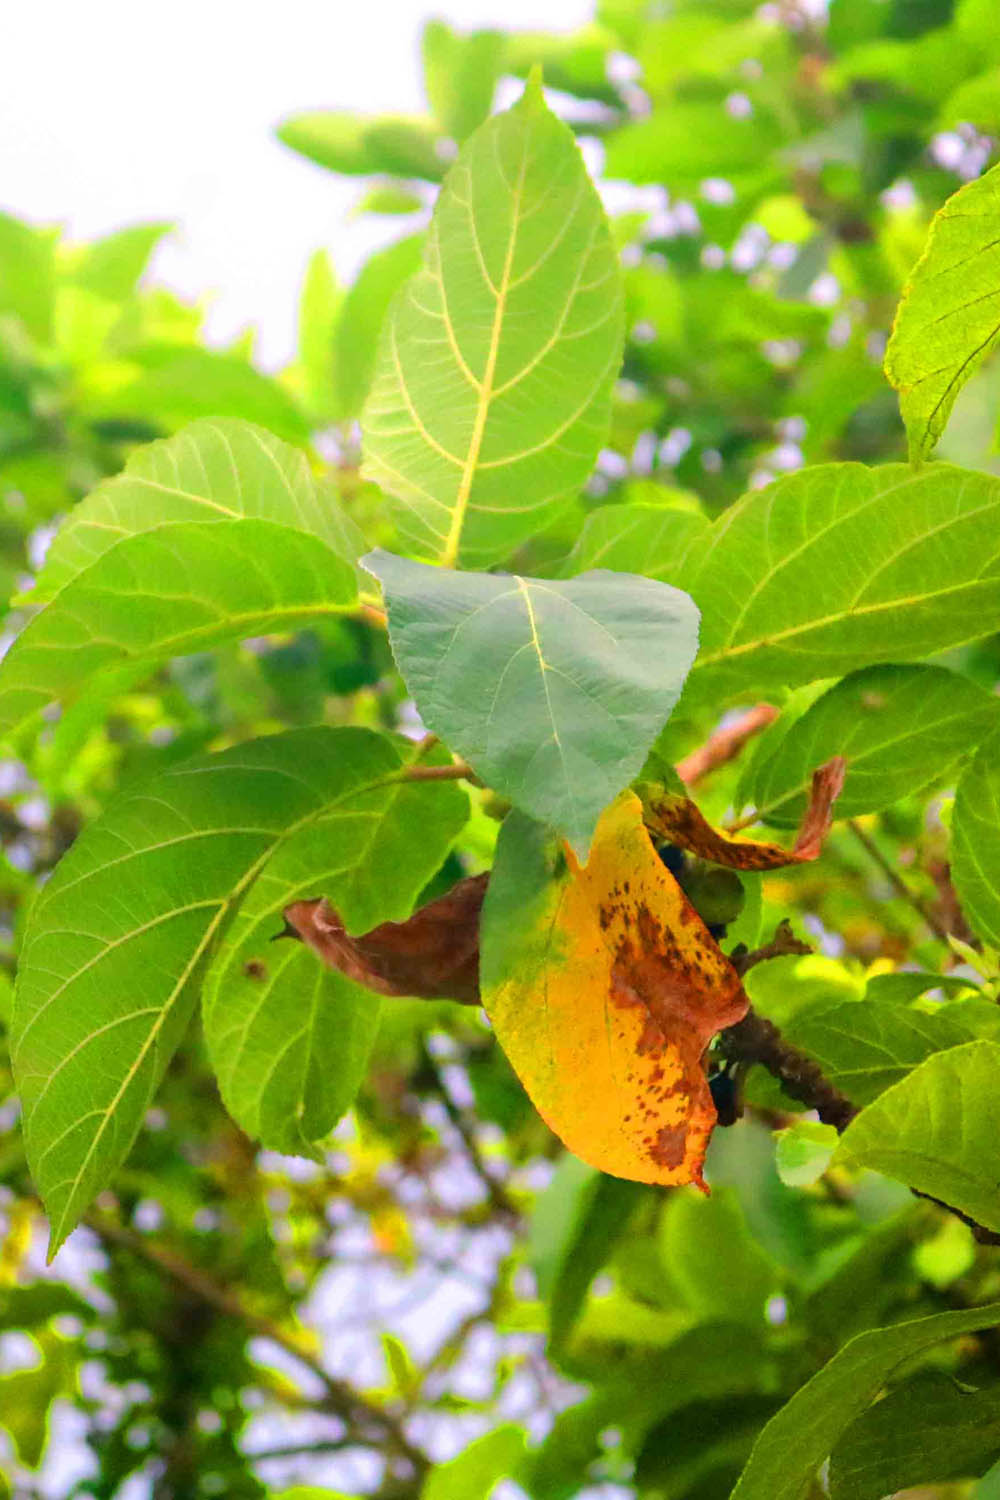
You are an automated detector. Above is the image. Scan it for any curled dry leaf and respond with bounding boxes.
[647,755,846,869]
[480,794,750,1188]
[282,874,486,1006]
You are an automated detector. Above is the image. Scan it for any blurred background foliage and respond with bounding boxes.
[3,0,1000,1496]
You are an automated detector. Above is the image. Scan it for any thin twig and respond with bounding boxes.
[399,762,476,783]
[847,817,951,943]
[420,1044,520,1223]
[87,1215,428,1477]
[676,703,778,786]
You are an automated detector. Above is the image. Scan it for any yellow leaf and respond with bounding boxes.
[482,794,749,1187]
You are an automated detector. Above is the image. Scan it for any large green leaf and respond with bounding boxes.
[365,550,700,857]
[563,502,709,583]
[361,75,624,568]
[835,1041,1000,1231]
[35,418,358,600]
[749,664,998,827]
[786,1000,973,1106]
[952,727,1000,947]
[0,422,363,740]
[12,727,437,1254]
[829,1371,1000,1499]
[683,463,1000,702]
[885,161,1000,460]
[202,743,467,1155]
[731,1300,1000,1500]
[67,222,171,303]
[422,1426,527,1500]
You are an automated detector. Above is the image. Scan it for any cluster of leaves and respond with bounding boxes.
[4,4,1000,1499]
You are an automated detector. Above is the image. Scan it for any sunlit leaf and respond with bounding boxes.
[362,74,624,567]
[480,794,748,1186]
[786,1000,973,1106]
[886,161,1000,460]
[12,727,429,1253]
[952,726,1000,948]
[203,744,467,1154]
[835,1040,1000,1231]
[682,463,1000,702]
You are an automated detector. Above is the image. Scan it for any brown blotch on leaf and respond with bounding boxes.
[243,959,267,981]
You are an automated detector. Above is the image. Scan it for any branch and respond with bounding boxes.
[847,818,951,944]
[87,1215,428,1477]
[420,1043,520,1223]
[719,927,1000,1245]
[676,703,778,786]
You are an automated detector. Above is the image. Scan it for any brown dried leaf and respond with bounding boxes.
[646,756,846,870]
[282,873,487,1005]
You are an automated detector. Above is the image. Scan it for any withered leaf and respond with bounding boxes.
[480,794,750,1188]
[282,873,486,1005]
[646,755,846,869]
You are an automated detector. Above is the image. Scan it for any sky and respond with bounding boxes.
[2,0,591,366]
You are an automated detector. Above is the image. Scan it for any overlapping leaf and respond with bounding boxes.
[885,160,1000,460]
[0,421,363,740]
[34,418,355,598]
[749,664,998,827]
[682,462,1000,702]
[563,501,709,584]
[952,726,1000,947]
[12,726,454,1253]
[731,1301,1000,1500]
[785,1000,973,1106]
[361,74,624,567]
[203,745,467,1154]
[366,550,700,857]
[835,1040,1000,1231]
[479,794,749,1187]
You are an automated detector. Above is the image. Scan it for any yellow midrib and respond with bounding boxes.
[439,152,528,569]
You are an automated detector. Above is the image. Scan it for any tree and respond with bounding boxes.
[3,4,1000,1498]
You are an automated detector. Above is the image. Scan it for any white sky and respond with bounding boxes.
[2,0,591,366]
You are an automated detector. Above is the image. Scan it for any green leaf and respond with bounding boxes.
[362,77,624,568]
[365,550,700,857]
[277,111,446,181]
[67,222,171,303]
[422,20,502,142]
[977,1455,1000,1499]
[886,161,1000,461]
[864,970,975,1004]
[0,211,56,342]
[422,1426,527,1500]
[90,347,311,444]
[953,728,1000,947]
[293,250,343,424]
[202,742,467,1154]
[12,726,426,1254]
[829,1371,1000,1499]
[0,423,363,741]
[658,1186,780,1324]
[731,1299,1000,1500]
[35,418,358,600]
[785,1001,972,1107]
[529,1157,644,1352]
[683,463,1000,702]
[748,664,997,827]
[774,1120,838,1187]
[563,502,709,583]
[835,1040,1000,1230]
[333,235,424,421]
